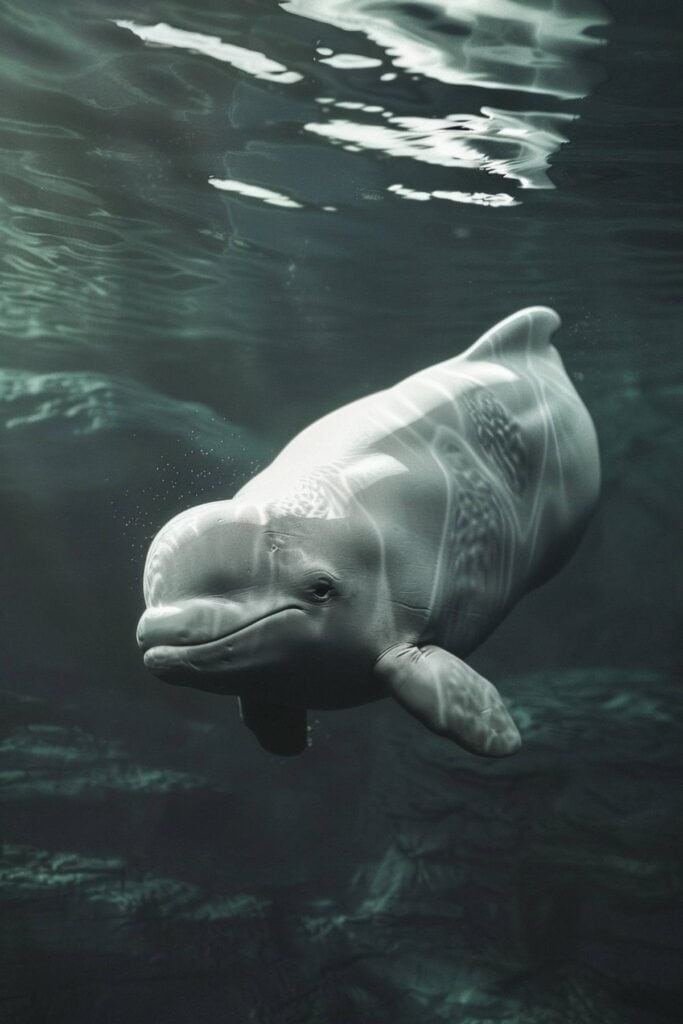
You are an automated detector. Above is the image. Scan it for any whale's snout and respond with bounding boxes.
[137,597,275,653]
[138,601,220,651]
[137,601,311,699]
[137,605,185,650]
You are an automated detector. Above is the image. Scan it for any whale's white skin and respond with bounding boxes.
[137,308,600,757]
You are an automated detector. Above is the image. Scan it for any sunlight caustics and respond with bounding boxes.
[115,3,608,209]
[208,178,304,209]
[305,105,575,189]
[284,0,608,201]
[316,49,383,69]
[387,184,518,207]
[208,177,337,213]
[281,0,609,98]
[114,20,304,84]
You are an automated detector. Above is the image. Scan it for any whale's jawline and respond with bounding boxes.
[142,605,305,669]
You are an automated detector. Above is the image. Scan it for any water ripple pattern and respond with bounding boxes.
[282,0,609,96]
[0,0,611,371]
[283,0,609,203]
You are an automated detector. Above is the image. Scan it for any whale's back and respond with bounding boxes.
[396,305,600,620]
[239,307,599,558]
[459,306,562,367]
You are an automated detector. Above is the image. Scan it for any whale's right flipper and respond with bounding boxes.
[238,697,308,756]
[375,643,521,757]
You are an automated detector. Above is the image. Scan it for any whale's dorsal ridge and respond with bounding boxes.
[462,306,561,364]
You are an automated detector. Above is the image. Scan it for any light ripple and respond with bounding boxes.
[115,20,304,85]
[281,0,608,98]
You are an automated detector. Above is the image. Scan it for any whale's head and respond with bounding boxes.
[137,499,403,719]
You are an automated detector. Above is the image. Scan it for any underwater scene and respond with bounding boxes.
[1,0,681,1021]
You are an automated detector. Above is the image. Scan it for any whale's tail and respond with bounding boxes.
[461,306,561,365]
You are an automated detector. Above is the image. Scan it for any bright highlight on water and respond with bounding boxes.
[114,0,608,213]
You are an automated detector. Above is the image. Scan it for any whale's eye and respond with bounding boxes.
[309,577,334,602]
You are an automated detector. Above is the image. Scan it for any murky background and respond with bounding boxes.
[1,1,680,1021]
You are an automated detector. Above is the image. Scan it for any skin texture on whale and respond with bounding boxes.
[137,307,600,757]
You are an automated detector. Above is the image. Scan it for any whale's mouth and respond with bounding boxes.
[142,606,305,678]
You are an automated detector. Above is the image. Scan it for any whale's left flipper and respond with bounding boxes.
[375,644,521,757]
[238,697,308,756]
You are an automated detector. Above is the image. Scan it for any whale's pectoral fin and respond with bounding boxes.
[375,643,521,757]
[238,697,308,756]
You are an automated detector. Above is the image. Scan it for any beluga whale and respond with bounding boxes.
[137,308,600,757]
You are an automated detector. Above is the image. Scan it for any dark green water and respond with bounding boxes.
[1,1,680,1021]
